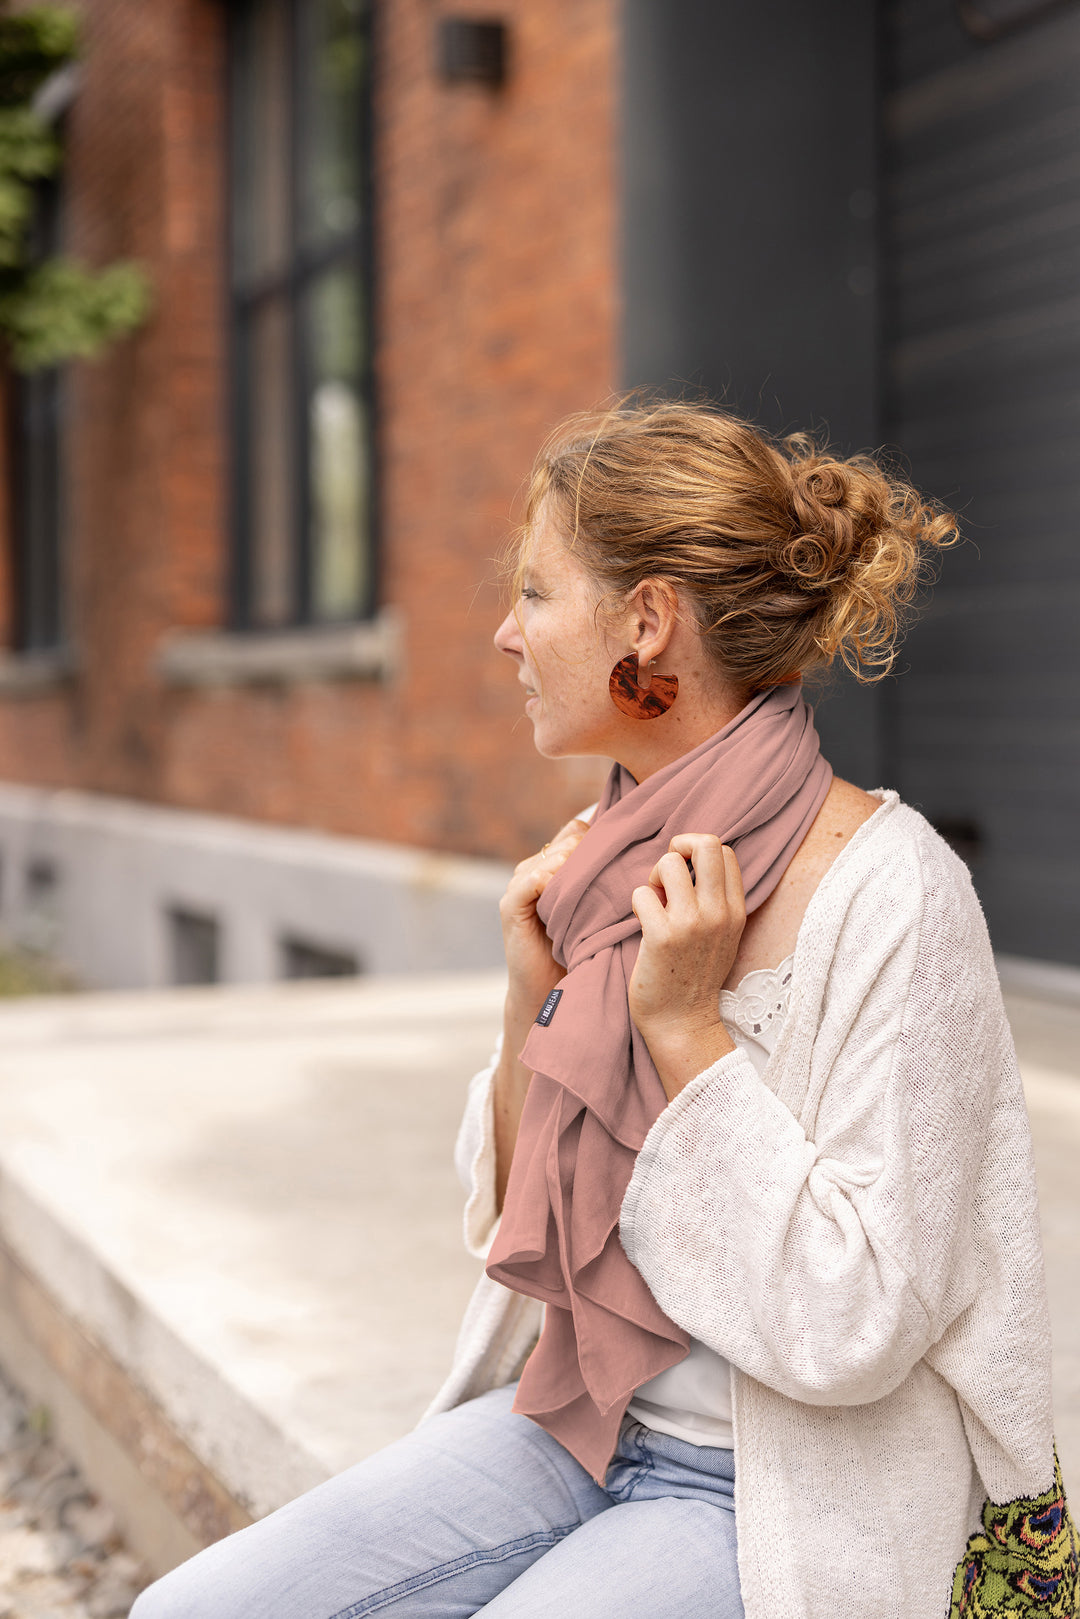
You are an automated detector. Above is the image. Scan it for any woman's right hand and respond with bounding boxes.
[495,817,590,1209]
[499,817,591,1015]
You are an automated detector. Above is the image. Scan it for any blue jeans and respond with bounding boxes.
[131,1385,743,1618]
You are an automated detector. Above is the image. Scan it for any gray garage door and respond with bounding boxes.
[884,0,1080,964]
[623,0,1080,966]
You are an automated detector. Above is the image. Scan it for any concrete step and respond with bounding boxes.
[0,972,1072,1577]
[0,972,503,1574]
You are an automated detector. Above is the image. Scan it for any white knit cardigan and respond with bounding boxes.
[426,792,1071,1619]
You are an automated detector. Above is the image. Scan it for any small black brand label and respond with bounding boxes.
[535,988,563,1026]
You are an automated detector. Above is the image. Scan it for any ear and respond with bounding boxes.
[625,578,682,666]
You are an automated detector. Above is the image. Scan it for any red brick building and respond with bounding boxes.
[0,0,1076,985]
[0,0,614,859]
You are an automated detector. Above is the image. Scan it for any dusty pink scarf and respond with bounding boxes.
[485,682,832,1483]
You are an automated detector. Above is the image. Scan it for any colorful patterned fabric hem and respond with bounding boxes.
[949,1451,1079,1616]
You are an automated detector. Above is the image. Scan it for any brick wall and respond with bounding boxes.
[0,0,617,861]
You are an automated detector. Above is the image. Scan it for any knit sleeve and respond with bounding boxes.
[619,822,1011,1407]
[454,1034,503,1260]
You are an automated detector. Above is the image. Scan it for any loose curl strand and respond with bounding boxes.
[513,397,958,690]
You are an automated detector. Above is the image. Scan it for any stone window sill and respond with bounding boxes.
[0,648,75,696]
[157,611,401,688]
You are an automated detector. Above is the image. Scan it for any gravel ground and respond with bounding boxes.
[0,1373,148,1618]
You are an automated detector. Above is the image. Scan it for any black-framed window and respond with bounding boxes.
[11,169,66,653]
[228,0,373,630]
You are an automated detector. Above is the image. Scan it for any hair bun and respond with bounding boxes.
[794,462,848,508]
[782,449,881,587]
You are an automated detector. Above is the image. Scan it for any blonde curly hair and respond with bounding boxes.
[517,398,958,688]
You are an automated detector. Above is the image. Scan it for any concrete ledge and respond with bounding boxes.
[0,1139,331,1523]
[0,973,499,1571]
[157,612,401,687]
[0,1233,245,1576]
[997,952,1080,1008]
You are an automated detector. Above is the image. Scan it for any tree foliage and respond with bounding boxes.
[0,3,150,371]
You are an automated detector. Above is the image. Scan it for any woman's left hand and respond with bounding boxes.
[629,834,746,1099]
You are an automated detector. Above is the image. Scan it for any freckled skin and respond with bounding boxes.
[492,512,744,780]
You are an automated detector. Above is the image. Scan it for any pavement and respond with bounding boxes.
[0,969,1069,1588]
[0,1370,146,1617]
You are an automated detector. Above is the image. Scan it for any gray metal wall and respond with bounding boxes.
[620,0,884,788]
[884,0,1080,963]
[622,0,1080,965]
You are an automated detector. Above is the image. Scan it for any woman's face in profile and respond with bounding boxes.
[493,509,624,761]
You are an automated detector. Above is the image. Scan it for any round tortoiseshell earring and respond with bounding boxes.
[608,654,679,720]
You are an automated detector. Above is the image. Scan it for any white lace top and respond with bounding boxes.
[625,955,795,1449]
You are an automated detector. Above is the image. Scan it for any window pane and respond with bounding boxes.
[230,0,373,630]
[305,265,368,621]
[232,0,291,284]
[297,0,366,251]
[168,908,221,986]
[248,296,296,625]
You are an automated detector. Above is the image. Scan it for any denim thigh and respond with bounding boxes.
[129,1386,608,1619]
[129,1391,741,1619]
[477,1421,742,1619]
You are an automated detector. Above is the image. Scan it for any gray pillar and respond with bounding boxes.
[621,0,882,785]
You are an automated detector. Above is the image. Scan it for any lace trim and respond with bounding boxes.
[719,954,795,1038]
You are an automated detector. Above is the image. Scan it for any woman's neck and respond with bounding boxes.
[614,686,749,783]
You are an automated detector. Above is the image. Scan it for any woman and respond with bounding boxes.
[133,401,1077,1619]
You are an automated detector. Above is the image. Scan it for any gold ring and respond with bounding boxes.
[540,843,550,857]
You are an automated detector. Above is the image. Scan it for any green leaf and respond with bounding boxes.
[0,106,57,267]
[0,6,79,107]
[0,4,151,367]
[0,256,153,370]
[0,106,58,177]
